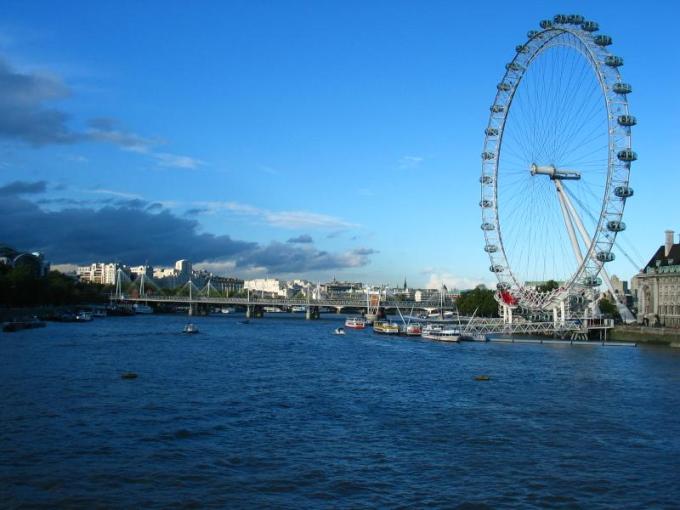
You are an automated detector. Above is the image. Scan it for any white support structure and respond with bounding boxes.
[556,180,636,323]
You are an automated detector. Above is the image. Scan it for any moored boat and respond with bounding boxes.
[400,322,423,336]
[3,319,46,333]
[373,320,400,335]
[422,324,461,342]
[345,317,366,329]
[133,304,154,314]
[76,311,93,322]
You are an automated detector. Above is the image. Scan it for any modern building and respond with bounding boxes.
[244,278,289,298]
[77,262,119,285]
[211,276,244,295]
[130,265,153,280]
[631,230,680,327]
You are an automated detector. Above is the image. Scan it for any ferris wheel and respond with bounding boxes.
[480,14,635,314]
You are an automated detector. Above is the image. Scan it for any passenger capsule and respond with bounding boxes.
[505,62,523,72]
[617,149,637,162]
[617,115,637,127]
[613,82,632,94]
[497,282,511,291]
[567,14,585,24]
[481,222,495,231]
[596,251,615,263]
[490,105,505,113]
[479,200,494,208]
[582,276,602,287]
[553,14,569,24]
[481,151,496,160]
[480,175,494,185]
[607,220,626,232]
[605,55,623,67]
[581,20,599,32]
[489,265,504,273]
[614,186,634,198]
[594,35,612,46]
[484,244,498,253]
[485,127,499,136]
[527,30,539,39]
[540,19,553,29]
[516,44,528,53]
[497,82,512,92]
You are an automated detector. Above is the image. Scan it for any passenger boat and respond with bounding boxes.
[421,324,461,342]
[344,317,366,329]
[263,306,284,313]
[133,304,153,314]
[75,311,93,322]
[400,322,423,336]
[373,320,400,335]
[3,319,46,333]
[183,323,199,334]
[291,305,306,313]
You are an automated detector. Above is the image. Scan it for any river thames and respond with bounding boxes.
[2,313,679,508]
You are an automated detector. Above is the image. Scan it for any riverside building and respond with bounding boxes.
[631,230,680,327]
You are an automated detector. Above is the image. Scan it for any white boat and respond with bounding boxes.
[334,327,346,335]
[133,304,154,314]
[183,323,199,334]
[220,307,235,314]
[263,306,284,313]
[291,305,306,313]
[421,324,461,342]
[345,317,366,329]
[373,320,400,335]
[75,311,93,322]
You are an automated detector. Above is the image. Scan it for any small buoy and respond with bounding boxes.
[121,372,138,380]
[474,375,490,381]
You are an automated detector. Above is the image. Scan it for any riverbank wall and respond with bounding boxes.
[611,325,680,347]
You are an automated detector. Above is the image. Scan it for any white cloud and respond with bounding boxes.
[88,188,144,200]
[154,152,204,170]
[195,200,359,230]
[424,271,492,291]
[399,155,425,170]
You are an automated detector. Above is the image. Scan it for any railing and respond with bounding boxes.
[110,294,454,310]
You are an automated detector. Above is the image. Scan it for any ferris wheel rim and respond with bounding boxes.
[480,16,635,311]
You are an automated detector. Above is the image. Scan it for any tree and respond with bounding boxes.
[599,297,620,320]
[456,286,499,317]
[537,279,560,293]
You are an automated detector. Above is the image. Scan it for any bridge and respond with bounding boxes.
[110,293,455,319]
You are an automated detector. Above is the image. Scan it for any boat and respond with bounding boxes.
[400,322,423,336]
[3,319,46,333]
[334,327,346,335]
[373,320,400,335]
[460,333,488,342]
[421,324,461,342]
[75,311,93,322]
[345,317,366,329]
[91,308,107,318]
[220,307,235,314]
[291,305,306,313]
[263,306,284,313]
[183,323,199,334]
[133,304,153,314]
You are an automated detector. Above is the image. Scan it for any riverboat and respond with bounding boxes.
[344,317,366,329]
[373,320,400,335]
[133,304,153,314]
[421,324,461,342]
[76,311,93,322]
[183,323,199,334]
[2,319,46,333]
[400,322,423,336]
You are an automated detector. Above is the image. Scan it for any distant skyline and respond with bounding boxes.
[0,1,677,288]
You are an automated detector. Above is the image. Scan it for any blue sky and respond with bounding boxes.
[0,0,677,288]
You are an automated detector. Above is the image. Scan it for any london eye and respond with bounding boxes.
[480,14,635,319]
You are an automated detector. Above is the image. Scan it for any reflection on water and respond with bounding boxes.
[2,314,679,508]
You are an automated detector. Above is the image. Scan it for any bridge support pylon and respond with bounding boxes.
[306,306,320,320]
[246,305,264,319]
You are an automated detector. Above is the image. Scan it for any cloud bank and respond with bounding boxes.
[0,181,377,275]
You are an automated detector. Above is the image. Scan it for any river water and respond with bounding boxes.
[1,313,679,508]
